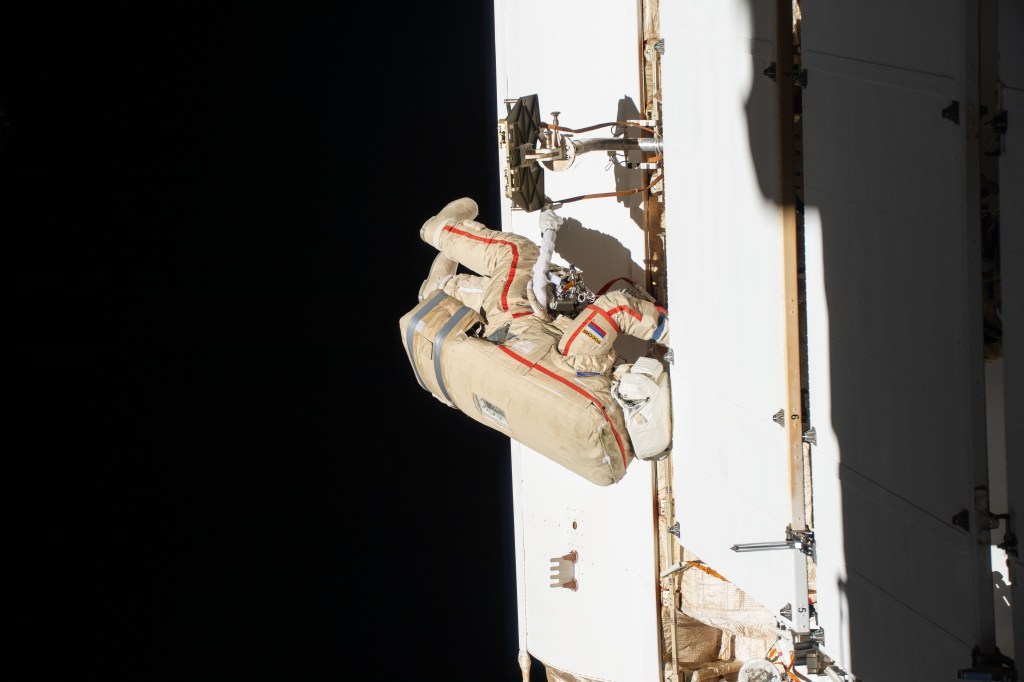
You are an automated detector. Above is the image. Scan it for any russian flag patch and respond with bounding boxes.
[586,321,606,339]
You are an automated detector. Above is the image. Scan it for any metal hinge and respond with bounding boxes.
[942,100,960,124]
[773,408,800,428]
[761,62,805,87]
[975,485,1018,557]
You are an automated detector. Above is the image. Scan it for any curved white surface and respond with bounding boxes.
[495,1,662,680]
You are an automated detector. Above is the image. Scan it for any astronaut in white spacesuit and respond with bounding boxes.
[401,197,672,486]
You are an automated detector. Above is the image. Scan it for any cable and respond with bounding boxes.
[552,173,662,208]
[541,120,658,135]
[596,277,641,295]
[684,560,729,582]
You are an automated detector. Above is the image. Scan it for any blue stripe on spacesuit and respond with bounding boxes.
[405,290,448,392]
[433,306,472,404]
[651,313,666,342]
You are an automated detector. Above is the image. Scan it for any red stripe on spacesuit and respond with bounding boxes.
[561,312,593,354]
[443,225,519,312]
[599,303,641,324]
[498,344,629,469]
[561,304,627,354]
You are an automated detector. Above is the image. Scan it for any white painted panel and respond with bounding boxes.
[495,0,648,284]
[661,0,806,620]
[997,0,1024,660]
[515,443,659,682]
[801,0,962,78]
[802,1,991,677]
[495,2,661,680]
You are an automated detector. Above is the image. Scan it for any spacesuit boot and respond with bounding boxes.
[419,197,479,249]
[418,252,459,302]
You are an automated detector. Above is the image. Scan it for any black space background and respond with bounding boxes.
[5,4,530,680]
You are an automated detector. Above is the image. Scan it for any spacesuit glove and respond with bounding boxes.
[539,207,565,234]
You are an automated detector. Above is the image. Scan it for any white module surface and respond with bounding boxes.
[494,1,662,680]
[801,1,994,677]
[660,0,808,628]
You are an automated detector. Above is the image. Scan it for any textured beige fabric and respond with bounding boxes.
[661,610,722,668]
[400,290,632,486]
[400,203,671,486]
[434,217,541,340]
[678,557,779,664]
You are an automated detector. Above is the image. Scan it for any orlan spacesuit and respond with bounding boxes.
[399,198,672,486]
